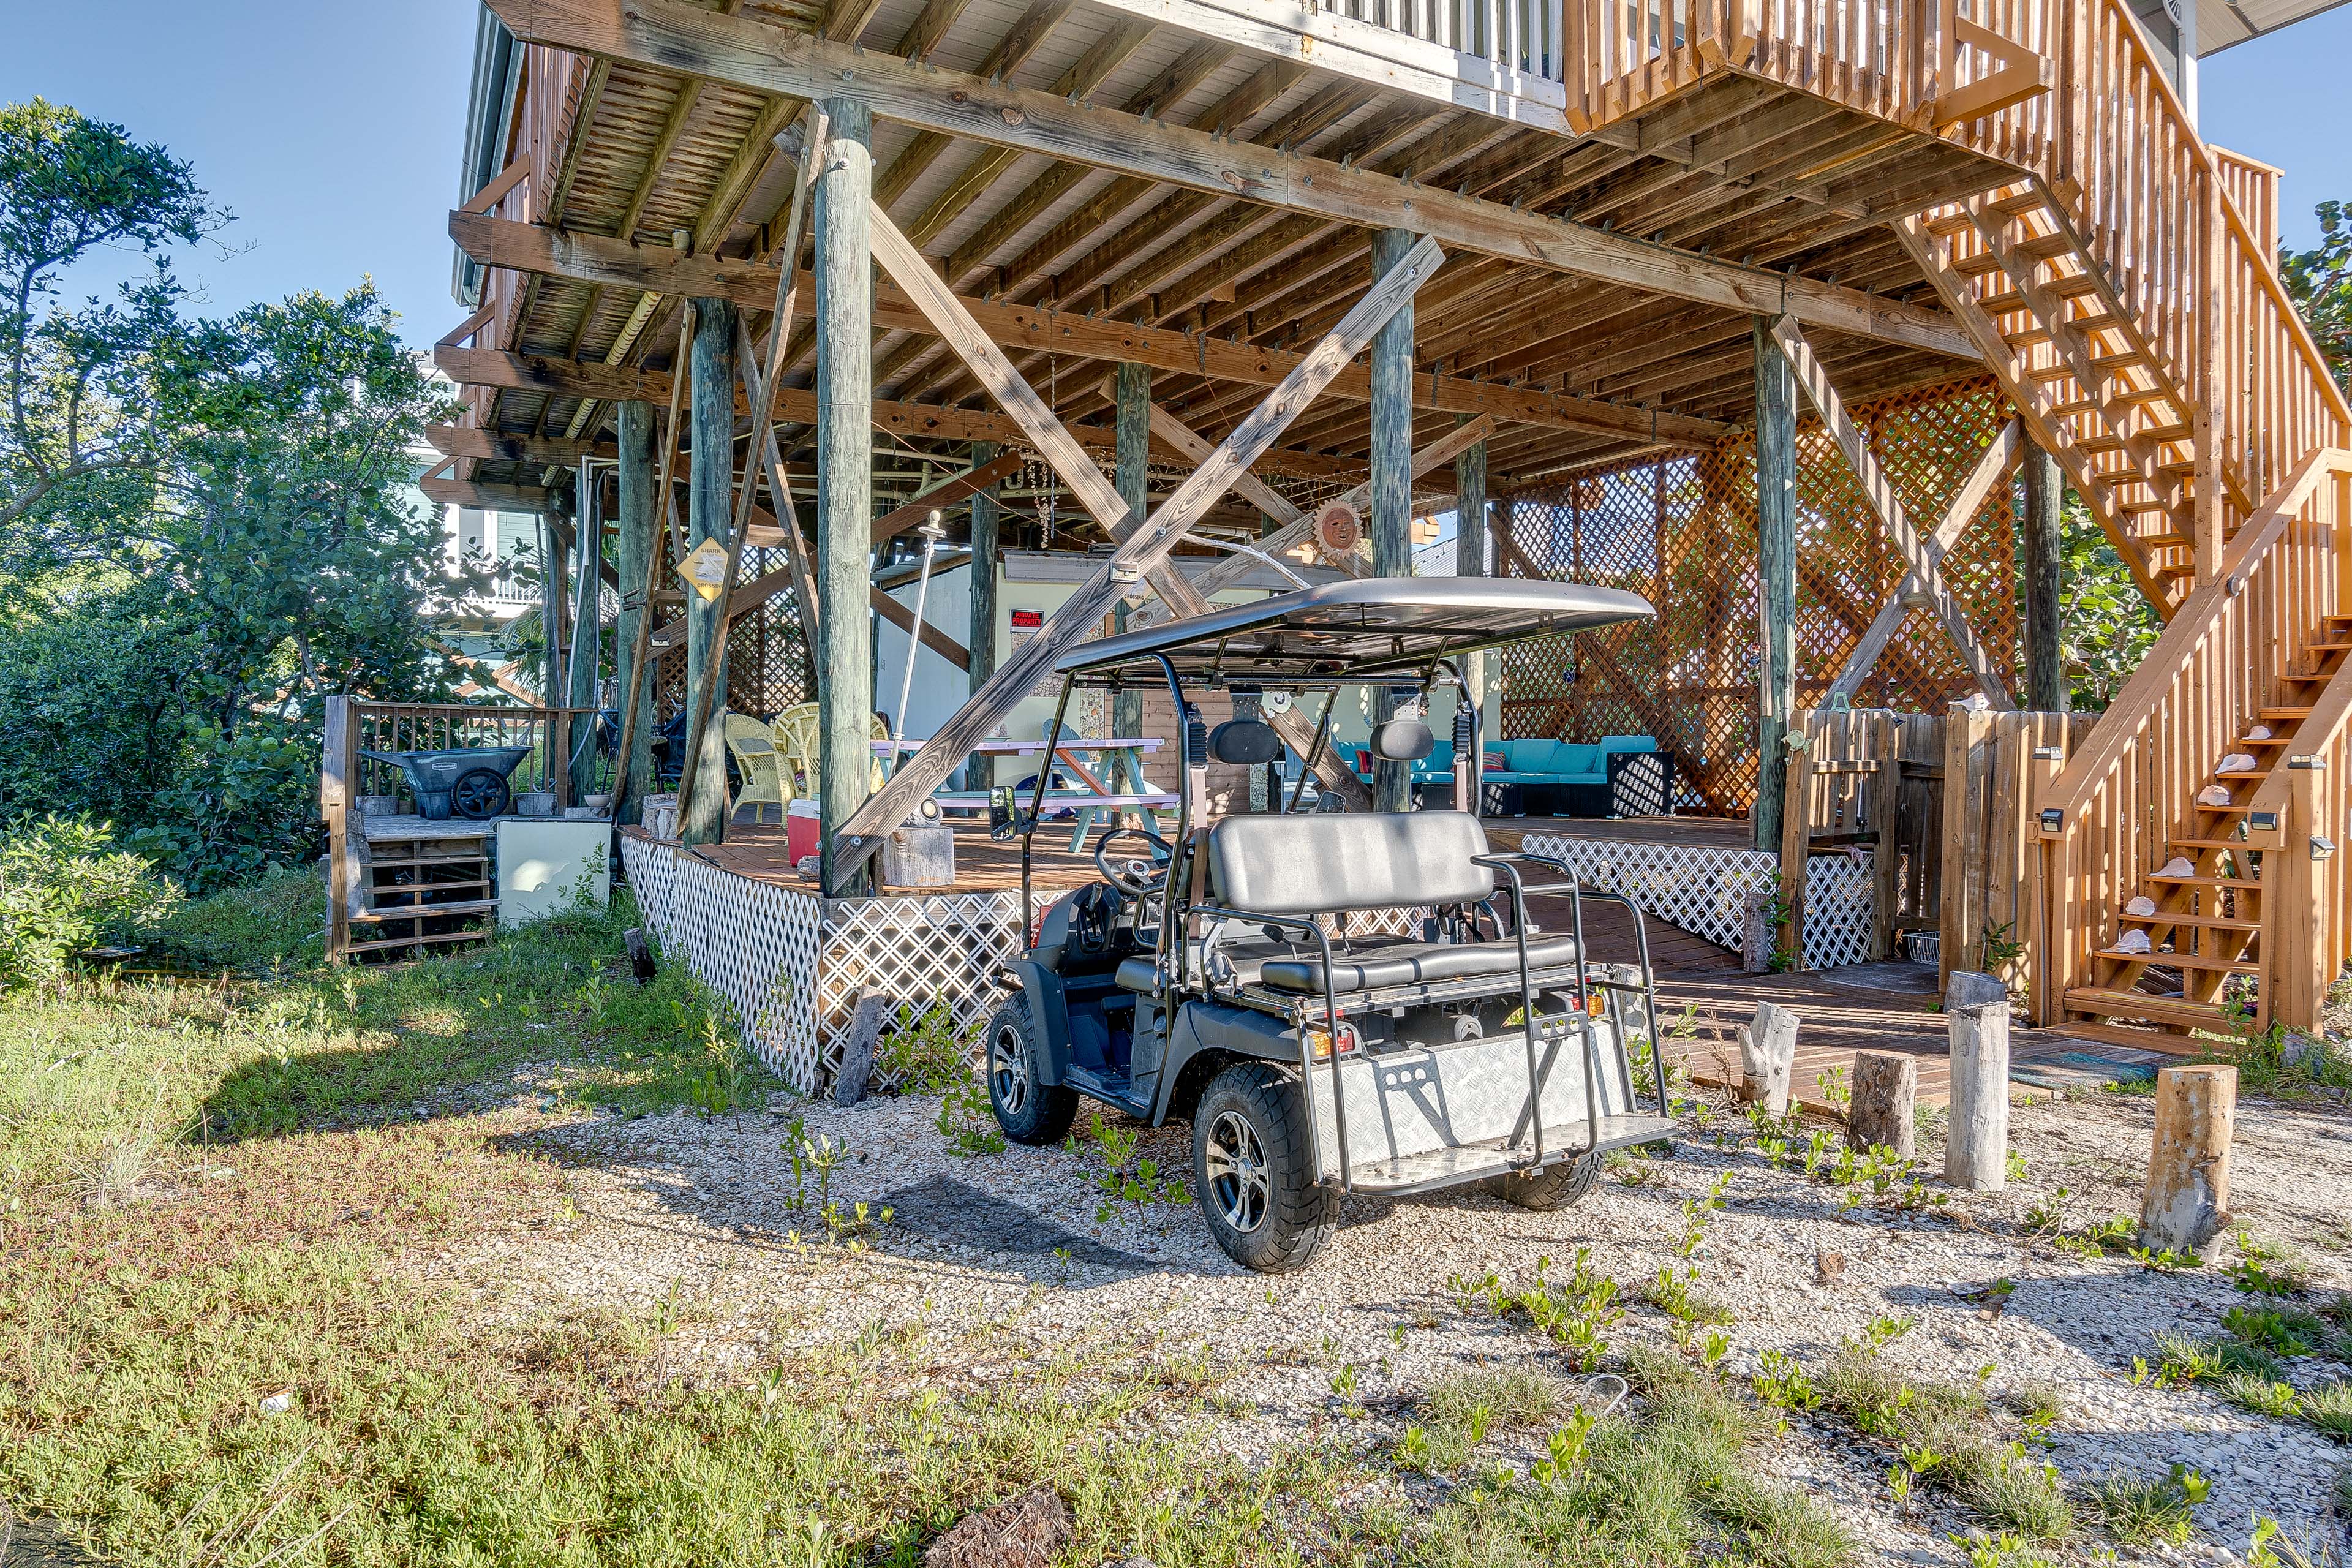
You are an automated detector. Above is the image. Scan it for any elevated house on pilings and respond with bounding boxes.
[408,0,2352,1078]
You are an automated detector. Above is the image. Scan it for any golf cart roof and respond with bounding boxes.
[1055,576,1654,681]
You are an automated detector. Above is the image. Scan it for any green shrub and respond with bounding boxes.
[0,815,175,987]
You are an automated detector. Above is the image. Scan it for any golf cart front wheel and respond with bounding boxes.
[1192,1063,1338,1273]
[450,767,511,821]
[1483,1150,1603,1211]
[985,995,1077,1145]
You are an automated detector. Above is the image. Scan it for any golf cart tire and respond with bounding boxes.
[1483,1151,1603,1211]
[986,995,1077,1146]
[1192,1063,1338,1273]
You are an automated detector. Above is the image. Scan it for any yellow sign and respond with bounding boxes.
[680,538,730,601]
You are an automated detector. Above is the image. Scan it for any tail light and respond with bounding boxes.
[1585,987,1610,1019]
[1304,1019,1360,1060]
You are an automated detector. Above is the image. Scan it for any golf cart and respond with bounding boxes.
[984,577,1679,1272]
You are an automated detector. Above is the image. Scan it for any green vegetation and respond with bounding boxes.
[2,98,481,892]
[0,813,176,986]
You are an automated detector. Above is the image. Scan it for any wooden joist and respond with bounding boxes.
[421,475,562,513]
[450,213,1731,446]
[477,0,1980,360]
[424,424,614,466]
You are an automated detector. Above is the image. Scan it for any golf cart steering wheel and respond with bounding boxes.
[1093,825,1174,899]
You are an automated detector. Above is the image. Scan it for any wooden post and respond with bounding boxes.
[680,298,739,846]
[538,510,568,706]
[1370,226,1416,814]
[2139,1064,2236,1254]
[1736,1000,1799,1117]
[323,695,352,964]
[2274,758,2326,1033]
[1868,713,1901,962]
[963,439,999,793]
[2022,742,2065,1025]
[816,97,875,894]
[612,401,658,826]
[567,459,603,801]
[1455,418,1488,806]
[1112,362,1150,796]
[2022,439,2065,712]
[1753,315,1797,851]
[1945,968,2010,1191]
[1939,706,1994,989]
[1848,1050,1917,1155]
[1776,733,1812,967]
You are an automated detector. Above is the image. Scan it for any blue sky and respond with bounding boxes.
[2,0,2343,352]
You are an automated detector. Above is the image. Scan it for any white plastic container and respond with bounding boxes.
[496,819,611,928]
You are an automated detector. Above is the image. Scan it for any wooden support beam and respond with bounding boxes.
[450,214,1732,446]
[1827,418,2022,699]
[2023,437,2064,711]
[822,209,1438,885]
[679,298,739,846]
[613,400,659,827]
[475,0,1980,359]
[1770,318,2016,710]
[421,475,562,513]
[872,583,970,665]
[425,424,613,467]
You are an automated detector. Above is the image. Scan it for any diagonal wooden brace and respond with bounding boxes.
[827,206,1441,888]
[1770,317,2016,710]
[1828,417,2022,699]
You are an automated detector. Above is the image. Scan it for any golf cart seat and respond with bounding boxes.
[1114,808,1583,999]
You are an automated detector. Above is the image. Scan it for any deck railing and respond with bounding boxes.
[2033,450,2352,1029]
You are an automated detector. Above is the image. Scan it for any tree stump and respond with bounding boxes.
[1740,888,1776,973]
[1944,974,2010,1189]
[1848,1050,1917,1156]
[2139,1065,2236,1255]
[1736,1001,1799,1118]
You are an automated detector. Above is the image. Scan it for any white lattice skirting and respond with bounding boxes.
[1517,834,1874,970]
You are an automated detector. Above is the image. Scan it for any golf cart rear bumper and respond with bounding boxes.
[1336,1112,1676,1194]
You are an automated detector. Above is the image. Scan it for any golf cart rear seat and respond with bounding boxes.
[1116,809,1580,998]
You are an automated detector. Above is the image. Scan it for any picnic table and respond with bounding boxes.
[876,736,1170,850]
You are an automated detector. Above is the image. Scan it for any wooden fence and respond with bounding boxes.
[1779,704,2093,1022]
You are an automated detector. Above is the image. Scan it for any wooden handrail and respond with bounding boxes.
[2037,448,2343,831]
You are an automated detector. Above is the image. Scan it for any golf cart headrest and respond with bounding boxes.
[1368,718,1434,761]
[1208,718,1283,766]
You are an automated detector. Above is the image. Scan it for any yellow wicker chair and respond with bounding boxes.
[771,703,888,795]
[722,712,790,821]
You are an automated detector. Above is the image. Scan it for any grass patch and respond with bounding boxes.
[1395,1349,1853,1568]
[146,866,327,972]
[1404,1368,1567,1470]
[1816,1346,2074,1540]
[2086,1467,2199,1546]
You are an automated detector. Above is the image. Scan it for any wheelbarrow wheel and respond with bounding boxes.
[450,767,511,821]
[1483,1150,1602,1211]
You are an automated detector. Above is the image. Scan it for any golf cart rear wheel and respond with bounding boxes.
[1483,1151,1603,1211]
[986,995,1077,1145]
[450,767,511,821]
[1192,1063,1338,1273]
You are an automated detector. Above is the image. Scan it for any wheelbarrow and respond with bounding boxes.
[361,745,534,821]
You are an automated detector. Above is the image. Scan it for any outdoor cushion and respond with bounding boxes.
[1258,932,1583,994]
[1558,744,1602,774]
[1600,734,1658,754]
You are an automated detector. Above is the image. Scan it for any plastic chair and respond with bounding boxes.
[769,702,888,796]
[723,712,790,820]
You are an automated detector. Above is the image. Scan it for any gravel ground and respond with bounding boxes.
[426,1076,2352,1566]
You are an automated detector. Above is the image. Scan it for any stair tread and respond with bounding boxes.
[2064,986,2231,1030]
[2167,837,2254,850]
[2049,1020,2217,1057]
[2099,949,2259,974]
[344,929,495,955]
[2119,909,2261,930]
[2147,873,2261,889]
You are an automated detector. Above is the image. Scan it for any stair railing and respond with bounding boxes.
[2032,449,2351,1028]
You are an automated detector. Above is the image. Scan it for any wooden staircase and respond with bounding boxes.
[1898,182,2212,618]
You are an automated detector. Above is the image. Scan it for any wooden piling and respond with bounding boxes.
[816,97,874,893]
[1752,315,1797,851]
[681,297,738,846]
[963,439,998,793]
[1848,1049,1917,1156]
[2022,439,2065,712]
[1736,1000,1799,1117]
[1112,362,1149,796]
[1944,968,2010,1189]
[1369,226,1415,813]
[612,400,658,826]
[2139,1065,2236,1254]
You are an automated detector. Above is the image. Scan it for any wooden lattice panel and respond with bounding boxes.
[1516,832,1874,969]
[654,546,813,722]
[1498,377,2019,815]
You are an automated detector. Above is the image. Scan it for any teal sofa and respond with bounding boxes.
[1350,734,1670,816]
